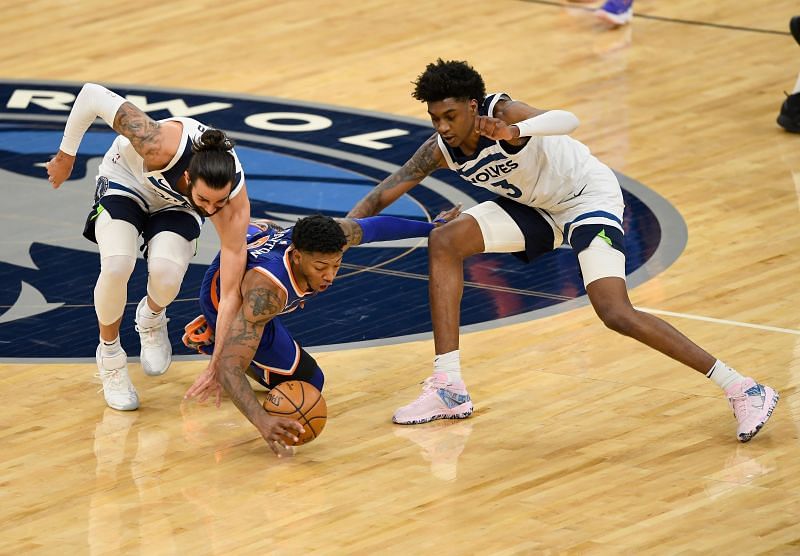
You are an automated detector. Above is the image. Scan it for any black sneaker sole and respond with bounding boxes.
[778,113,800,133]
[791,15,800,47]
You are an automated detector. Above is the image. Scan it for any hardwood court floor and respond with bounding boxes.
[2,1,800,553]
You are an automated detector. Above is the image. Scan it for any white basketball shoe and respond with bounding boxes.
[135,296,172,376]
[96,344,139,411]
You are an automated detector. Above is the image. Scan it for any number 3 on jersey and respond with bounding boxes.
[491,179,522,198]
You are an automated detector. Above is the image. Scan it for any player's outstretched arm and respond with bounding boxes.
[336,205,462,248]
[346,133,445,218]
[212,270,304,455]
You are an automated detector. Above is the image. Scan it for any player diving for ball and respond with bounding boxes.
[183,209,459,455]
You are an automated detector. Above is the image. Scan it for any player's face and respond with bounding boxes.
[296,250,343,293]
[188,177,232,217]
[427,98,479,147]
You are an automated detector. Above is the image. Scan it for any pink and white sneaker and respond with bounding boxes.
[725,378,779,442]
[393,373,474,425]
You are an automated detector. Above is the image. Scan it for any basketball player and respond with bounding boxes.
[183,211,459,454]
[46,83,251,412]
[347,59,779,442]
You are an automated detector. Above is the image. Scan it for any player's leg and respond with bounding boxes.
[137,210,201,376]
[249,319,325,392]
[394,199,553,425]
[575,225,779,442]
[90,196,145,411]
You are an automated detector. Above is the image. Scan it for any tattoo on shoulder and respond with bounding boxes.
[404,135,441,178]
[113,103,161,157]
[245,287,282,320]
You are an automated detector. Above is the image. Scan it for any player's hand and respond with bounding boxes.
[184,363,223,407]
[474,115,517,141]
[257,413,305,457]
[433,203,462,226]
[45,150,76,189]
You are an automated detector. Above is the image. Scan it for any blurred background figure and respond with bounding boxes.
[778,16,800,133]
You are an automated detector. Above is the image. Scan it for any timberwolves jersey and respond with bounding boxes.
[98,116,244,212]
[436,93,604,211]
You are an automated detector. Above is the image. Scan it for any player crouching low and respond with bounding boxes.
[183,210,460,455]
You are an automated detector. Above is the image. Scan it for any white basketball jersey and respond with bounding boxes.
[437,93,603,211]
[98,117,244,211]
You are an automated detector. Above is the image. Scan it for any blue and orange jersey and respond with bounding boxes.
[201,222,319,323]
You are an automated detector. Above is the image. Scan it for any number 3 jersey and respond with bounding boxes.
[436,93,609,212]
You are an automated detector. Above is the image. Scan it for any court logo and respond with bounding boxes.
[0,81,684,359]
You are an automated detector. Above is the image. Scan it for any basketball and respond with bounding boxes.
[262,380,327,445]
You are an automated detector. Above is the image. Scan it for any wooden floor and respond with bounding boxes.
[3,0,800,553]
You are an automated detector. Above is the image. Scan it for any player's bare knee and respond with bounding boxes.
[596,305,639,337]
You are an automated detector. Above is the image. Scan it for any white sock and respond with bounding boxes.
[793,72,800,94]
[100,335,122,356]
[434,350,461,383]
[138,298,163,321]
[706,359,745,391]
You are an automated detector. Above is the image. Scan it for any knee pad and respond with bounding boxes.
[146,256,186,308]
[577,236,626,287]
[95,254,136,325]
[145,231,194,307]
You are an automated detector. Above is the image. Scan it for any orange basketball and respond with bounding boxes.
[262,380,327,445]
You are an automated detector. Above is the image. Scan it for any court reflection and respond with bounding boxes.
[393,420,474,481]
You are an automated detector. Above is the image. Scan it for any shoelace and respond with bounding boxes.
[94,368,131,394]
[417,377,448,398]
[135,317,170,348]
[727,392,749,419]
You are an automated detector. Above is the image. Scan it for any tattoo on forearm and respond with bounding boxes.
[216,308,270,426]
[113,103,161,158]
[351,136,440,216]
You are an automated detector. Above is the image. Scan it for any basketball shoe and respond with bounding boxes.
[596,0,633,26]
[182,314,214,354]
[725,378,779,442]
[778,92,800,133]
[135,296,171,376]
[96,344,139,411]
[393,373,474,425]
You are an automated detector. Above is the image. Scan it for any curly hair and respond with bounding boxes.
[187,129,236,190]
[412,59,486,103]
[292,215,346,254]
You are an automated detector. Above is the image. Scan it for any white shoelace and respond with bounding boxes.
[135,317,170,348]
[94,368,131,394]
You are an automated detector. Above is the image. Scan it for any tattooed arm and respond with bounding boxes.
[346,133,446,218]
[46,83,179,186]
[213,269,304,455]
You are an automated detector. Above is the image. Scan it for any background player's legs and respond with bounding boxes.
[94,209,139,411]
[136,230,194,376]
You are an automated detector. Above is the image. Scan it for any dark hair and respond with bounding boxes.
[187,129,236,190]
[292,215,346,254]
[412,59,486,103]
